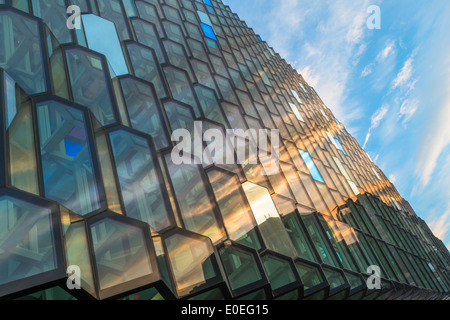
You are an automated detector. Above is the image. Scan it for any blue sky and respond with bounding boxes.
[223,0,450,249]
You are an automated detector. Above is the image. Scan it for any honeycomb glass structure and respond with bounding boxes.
[0,0,448,301]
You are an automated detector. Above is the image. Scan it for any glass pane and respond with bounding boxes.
[90,217,153,290]
[95,131,122,214]
[0,11,48,94]
[188,287,225,300]
[120,77,169,149]
[323,267,345,290]
[0,195,57,286]
[208,170,261,250]
[296,262,324,290]
[109,129,173,232]
[36,99,102,216]
[7,90,39,195]
[126,42,167,99]
[65,48,118,126]
[165,233,216,297]
[96,0,131,41]
[300,213,341,267]
[32,0,73,44]
[64,222,95,295]
[298,149,324,183]
[165,155,225,244]
[219,245,262,291]
[82,14,128,75]
[261,254,297,291]
[163,66,201,118]
[242,182,297,258]
[282,214,319,263]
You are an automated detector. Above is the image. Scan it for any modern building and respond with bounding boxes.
[0,0,448,300]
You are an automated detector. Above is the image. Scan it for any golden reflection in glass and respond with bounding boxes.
[242,182,298,257]
[91,218,153,290]
[165,233,216,297]
[95,132,123,214]
[8,98,39,195]
[65,222,95,295]
[208,170,258,243]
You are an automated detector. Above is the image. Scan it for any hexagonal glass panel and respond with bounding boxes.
[90,217,154,291]
[295,261,325,290]
[165,154,225,244]
[64,221,95,296]
[65,47,118,126]
[109,129,173,232]
[242,182,297,257]
[261,254,297,291]
[207,170,261,250]
[82,14,128,75]
[219,245,262,291]
[165,232,216,297]
[96,0,131,41]
[36,99,102,216]
[126,42,167,99]
[119,77,170,150]
[0,195,57,286]
[31,0,74,44]
[5,76,39,195]
[0,10,48,94]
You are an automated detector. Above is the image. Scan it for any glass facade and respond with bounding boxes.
[0,0,448,301]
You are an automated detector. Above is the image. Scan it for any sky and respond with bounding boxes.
[223,0,450,250]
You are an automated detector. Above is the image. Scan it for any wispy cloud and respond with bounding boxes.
[363,105,389,149]
[392,57,414,89]
[389,174,397,184]
[361,63,374,77]
[414,96,450,187]
[361,40,395,78]
[376,40,396,61]
[428,204,450,240]
[398,98,419,127]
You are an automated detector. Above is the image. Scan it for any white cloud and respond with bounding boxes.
[398,98,419,127]
[361,64,374,77]
[283,0,376,125]
[428,204,450,240]
[392,58,414,89]
[298,65,319,88]
[371,105,389,127]
[414,97,450,187]
[376,41,396,61]
[388,174,397,184]
[363,105,389,148]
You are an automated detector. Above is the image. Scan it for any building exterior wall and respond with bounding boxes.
[0,0,448,300]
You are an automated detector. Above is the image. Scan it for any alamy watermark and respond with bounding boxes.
[367,5,381,30]
[171,122,280,176]
[67,5,81,30]
[366,265,381,290]
[66,265,81,290]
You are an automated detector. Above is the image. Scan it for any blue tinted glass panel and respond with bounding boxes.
[203,0,213,6]
[36,100,102,215]
[82,14,128,76]
[334,138,347,155]
[200,23,221,48]
[200,22,216,40]
[299,150,325,183]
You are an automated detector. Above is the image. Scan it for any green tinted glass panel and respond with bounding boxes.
[296,262,324,290]
[261,254,297,291]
